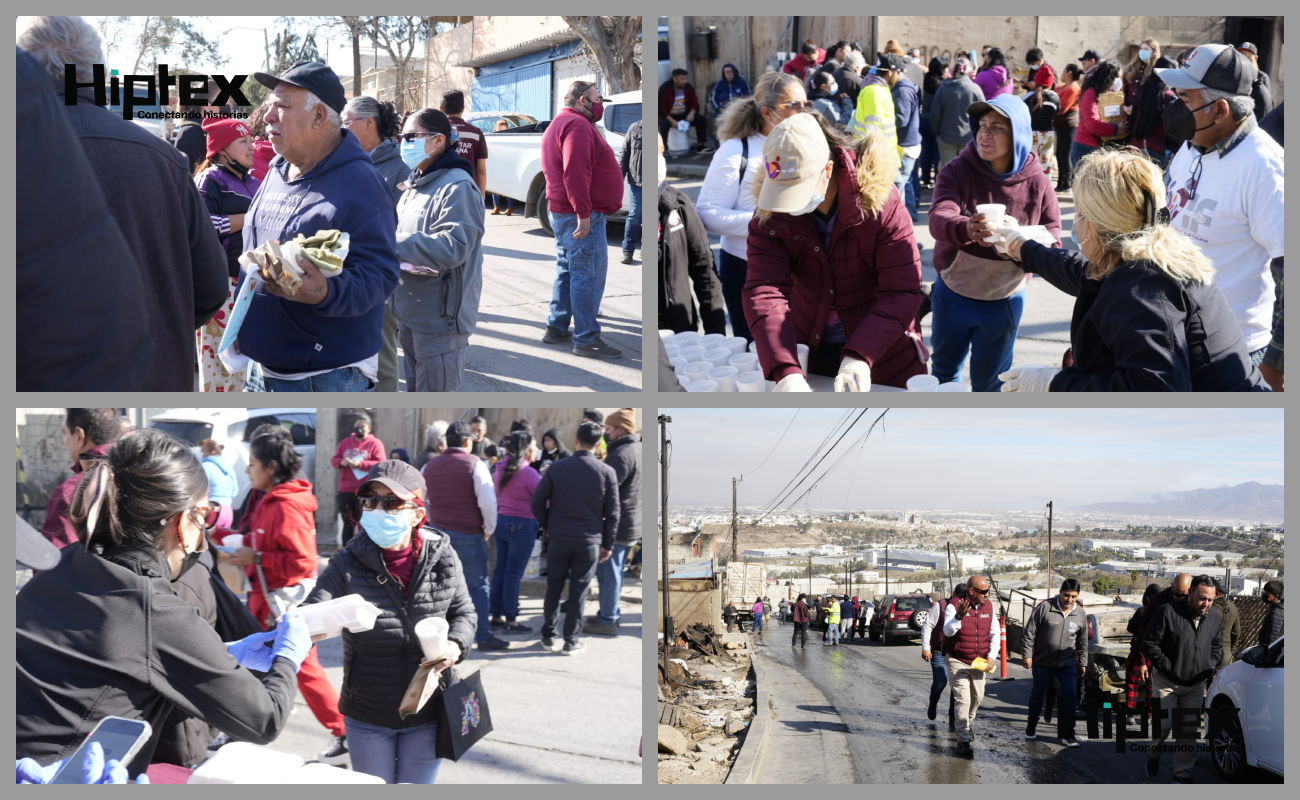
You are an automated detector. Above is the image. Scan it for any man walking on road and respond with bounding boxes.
[942,575,1000,755]
[531,422,620,655]
[921,583,965,731]
[589,409,640,635]
[791,594,810,647]
[541,81,624,360]
[1022,578,1088,747]
[1141,575,1223,782]
[423,421,509,652]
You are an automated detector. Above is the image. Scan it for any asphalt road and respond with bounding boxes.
[667,177,1079,385]
[750,618,1244,784]
[396,210,643,391]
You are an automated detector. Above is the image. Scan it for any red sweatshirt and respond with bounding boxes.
[331,433,386,493]
[1074,87,1120,147]
[781,50,825,78]
[238,479,319,593]
[541,108,623,219]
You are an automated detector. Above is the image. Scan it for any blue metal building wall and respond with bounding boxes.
[471,62,553,120]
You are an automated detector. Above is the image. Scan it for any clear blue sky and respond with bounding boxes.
[657,408,1283,511]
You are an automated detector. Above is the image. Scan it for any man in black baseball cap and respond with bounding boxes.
[1233,42,1274,120]
[1078,49,1100,75]
[236,58,400,392]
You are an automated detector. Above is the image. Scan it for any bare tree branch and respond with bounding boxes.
[562,16,642,94]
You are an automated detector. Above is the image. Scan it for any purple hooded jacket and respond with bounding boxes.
[195,163,261,278]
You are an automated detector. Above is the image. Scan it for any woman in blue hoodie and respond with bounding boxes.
[199,439,239,529]
[711,64,751,115]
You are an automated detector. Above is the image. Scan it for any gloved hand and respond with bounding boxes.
[270,611,313,672]
[773,373,812,392]
[677,120,690,132]
[997,225,1030,260]
[225,629,278,672]
[833,355,872,392]
[16,742,150,784]
[998,365,1059,392]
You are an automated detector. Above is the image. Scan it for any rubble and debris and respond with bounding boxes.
[657,624,758,785]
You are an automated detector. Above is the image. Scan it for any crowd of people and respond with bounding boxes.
[760,573,1284,772]
[17,407,641,783]
[658,32,1283,393]
[17,16,636,391]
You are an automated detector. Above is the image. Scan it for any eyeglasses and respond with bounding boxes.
[398,132,439,143]
[359,495,422,512]
[773,100,816,113]
[190,503,221,531]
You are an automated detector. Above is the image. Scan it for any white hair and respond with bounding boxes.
[1197,87,1255,122]
[17,16,104,84]
[845,51,867,72]
[302,90,342,129]
[424,420,449,451]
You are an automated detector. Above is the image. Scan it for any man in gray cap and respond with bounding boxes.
[237,60,399,391]
[1157,44,1284,392]
[1234,43,1273,120]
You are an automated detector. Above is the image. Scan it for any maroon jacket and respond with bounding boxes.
[743,145,927,387]
[929,141,1061,301]
[422,450,485,534]
[944,598,996,663]
[40,443,114,551]
[659,82,700,121]
[792,600,811,624]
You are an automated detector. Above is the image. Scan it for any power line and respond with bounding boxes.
[744,409,800,478]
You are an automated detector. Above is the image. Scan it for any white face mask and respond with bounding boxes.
[1110,77,1123,92]
[826,80,839,95]
[788,168,829,216]
[657,154,667,188]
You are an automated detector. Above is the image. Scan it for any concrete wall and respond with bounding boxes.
[424,22,475,110]
[471,16,572,59]
[657,578,721,632]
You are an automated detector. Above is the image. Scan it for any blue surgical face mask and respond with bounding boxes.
[1139,48,1152,63]
[826,80,839,95]
[361,508,411,548]
[400,139,429,169]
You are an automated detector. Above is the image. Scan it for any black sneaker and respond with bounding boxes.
[490,617,506,629]
[1171,776,1190,784]
[1145,758,1160,779]
[1025,720,1037,739]
[586,621,618,636]
[541,635,558,651]
[319,734,349,766]
[927,698,938,721]
[621,252,635,265]
[957,741,974,756]
[562,640,585,656]
[501,621,532,633]
[478,636,510,651]
[1061,735,1078,748]
[542,325,572,344]
[573,337,622,359]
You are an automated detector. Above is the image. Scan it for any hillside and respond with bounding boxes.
[1073,481,1283,521]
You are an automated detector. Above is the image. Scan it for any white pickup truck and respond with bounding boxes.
[483,90,640,236]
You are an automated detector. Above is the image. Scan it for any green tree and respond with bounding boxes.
[125,16,228,74]
[1092,575,1119,594]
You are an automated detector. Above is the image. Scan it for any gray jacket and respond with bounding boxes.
[1021,597,1088,670]
[930,76,985,147]
[391,154,484,345]
[368,139,409,208]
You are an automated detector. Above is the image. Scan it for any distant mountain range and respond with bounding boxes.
[1068,481,1283,521]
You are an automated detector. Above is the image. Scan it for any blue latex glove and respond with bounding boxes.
[271,612,312,671]
[224,630,278,672]
[15,742,150,784]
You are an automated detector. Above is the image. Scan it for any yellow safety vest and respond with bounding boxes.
[825,602,841,625]
[851,82,902,168]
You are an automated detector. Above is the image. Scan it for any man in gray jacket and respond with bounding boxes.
[391,109,485,391]
[589,409,640,635]
[1021,578,1088,746]
[929,55,985,169]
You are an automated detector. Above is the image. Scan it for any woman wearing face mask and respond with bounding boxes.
[809,70,852,127]
[331,413,386,547]
[994,148,1270,391]
[1122,40,1161,123]
[696,72,809,342]
[389,109,485,392]
[745,113,928,391]
[657,131,727,336]
[302,461,476,784]
[1128,56,1178,167]
[194,117,260,393]
[489,432,542,632]
[1071,59,1127,184]
[16,429,313,778]
[532,428,570,472]
[217,426,349,764]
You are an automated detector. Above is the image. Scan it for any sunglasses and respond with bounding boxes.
[189,503,221,531]
[774,100,816,113]
[398,132,441,144]
[359,495,423,513]
[967,586,989,595]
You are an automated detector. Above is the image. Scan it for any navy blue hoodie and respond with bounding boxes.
[240,129,399,374]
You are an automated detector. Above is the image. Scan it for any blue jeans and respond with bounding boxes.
[264,366,374,392]
[548,211,609,347]
[895,154,918,220]
[445,530,491,644]
[918,118,939,184]
[928,650,956,724]
[596,543,632,625]
[827,621,839,644]
[492,193,514,210]
[344,715,441,784]
[753,612,764,633]
[716,249,752,342]
[1249,346,1268,367]
[489,515,538,620]
[930,275,1025,392]
[1028,663,1078,736]
[622,184,642,255]
[1069,141,1099,187]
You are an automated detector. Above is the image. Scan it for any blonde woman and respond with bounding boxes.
[996,148,1270,392]
[696,71,810,342]
[1122,39,1162,111]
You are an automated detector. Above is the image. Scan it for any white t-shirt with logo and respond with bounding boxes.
[1165,128,1285,353]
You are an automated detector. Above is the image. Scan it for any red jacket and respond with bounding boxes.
[743,144,927,387]
[40,443,113,551]
[251,138,275,182]
[658,82,700,120]
[541,108,623,219]
[331,434,386,493]
[1074,87,1120,147]
[781,51,825,79]
[230,479,319,593]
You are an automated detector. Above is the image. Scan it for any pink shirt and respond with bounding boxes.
[493,461,541,519]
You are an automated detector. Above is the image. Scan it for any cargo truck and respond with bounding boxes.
[722,562,767,624]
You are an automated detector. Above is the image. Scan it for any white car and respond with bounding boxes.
[1204,634,1283,780]
[147,408,318,516]
[462,111,539,134]
[483,90,640,236]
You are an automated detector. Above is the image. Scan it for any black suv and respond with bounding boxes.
[869,594,932,645]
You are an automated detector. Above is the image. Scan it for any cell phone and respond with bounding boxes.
[49,716,152,784]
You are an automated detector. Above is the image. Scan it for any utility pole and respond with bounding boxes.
[947,541,953,595]
[732,476,743,562]
[1047,501,1053,594]
[885,542,889,594]
[808,555,812,596]
[659,415,673,645]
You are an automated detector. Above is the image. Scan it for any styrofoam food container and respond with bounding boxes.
[748,340,759,354]
[680,361,713,381]
[709,366,739,392]
[698,333,726,350]
[669,357,688,372]
[295,594,383,639]
[676,373,691,387]
[936,381,971,392]
[686,380,718,392]
[670,331,699,348]
[703,347,732,368]
[658,329,675,341]
[224,533,244,551]
[283,764,384,784]
[907,374,941,391]
[679,345,706,363]
[729,352,759,373]
[414,616,449,661]
[736,371,766,392]
[663,343,681,358]
[722,337,747,355]
[797,344,810,373]
[188,742,304,784]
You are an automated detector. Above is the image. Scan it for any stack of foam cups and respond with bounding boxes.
[709,366,739,391]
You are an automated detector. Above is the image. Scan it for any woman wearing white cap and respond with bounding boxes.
[744,113,928,391]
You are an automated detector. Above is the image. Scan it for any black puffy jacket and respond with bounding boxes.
[620,120,642,187]
[1018,241,1271,391]
[303,527,476,730]
[605,434,642,545]
[659,183,727,335]
[1142,599,1223,686]
[1259,600,1284,647]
